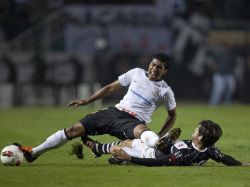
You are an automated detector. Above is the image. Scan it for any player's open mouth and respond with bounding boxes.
[149,71,158,77]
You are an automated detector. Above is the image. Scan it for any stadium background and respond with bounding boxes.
[1,1,250,187]
[1,0,250,107]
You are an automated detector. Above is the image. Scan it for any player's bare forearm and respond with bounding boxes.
[241,162,250,166]
[158,109,176,137]
[86,81,121,103]
[112,149,131,161]
[68,80,121,107]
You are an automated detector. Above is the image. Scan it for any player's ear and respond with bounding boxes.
[198,136,203,140]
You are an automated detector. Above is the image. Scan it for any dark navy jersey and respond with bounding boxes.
[131,140,242,167]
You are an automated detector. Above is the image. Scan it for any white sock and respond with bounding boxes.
[32,130,68,157]
[140,131,159,148]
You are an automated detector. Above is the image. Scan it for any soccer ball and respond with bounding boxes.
[1,145,24,166]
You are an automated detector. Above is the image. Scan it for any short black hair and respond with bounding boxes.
[152,53,170,69]
[198,120,222,147]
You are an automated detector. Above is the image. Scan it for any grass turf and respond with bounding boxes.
[0,104,250,187]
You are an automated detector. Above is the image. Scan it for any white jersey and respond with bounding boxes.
[115,68,176,124]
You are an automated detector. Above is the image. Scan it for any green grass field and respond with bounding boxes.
[0,104,250,187]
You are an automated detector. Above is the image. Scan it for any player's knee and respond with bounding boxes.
[65,123,85,139]
[133,124,149,138]
[140,130,159,148]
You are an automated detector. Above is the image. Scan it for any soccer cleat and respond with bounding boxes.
[13,143,37,163]
[108,156,128,165]
[160,128,181,142]
[71,141,102,158]
[70,142,84,159]
[82,137,102,158]
[156,128,182,153]
[91,141,102,158]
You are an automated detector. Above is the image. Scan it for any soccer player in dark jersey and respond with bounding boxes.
[98,120,249,166]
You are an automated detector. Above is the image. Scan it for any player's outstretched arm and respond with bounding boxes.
[158,108,177,137]
[112,149,131,161]
[113,149,172,167]
[68,80,122,107]
[209,146,243,166]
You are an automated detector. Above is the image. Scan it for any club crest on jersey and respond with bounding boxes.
[152,87,160,97]
[174,141,188,149]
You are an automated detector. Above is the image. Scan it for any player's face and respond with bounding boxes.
[192,126,201,141]
[147,59,167,81]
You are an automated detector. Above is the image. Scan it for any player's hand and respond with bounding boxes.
[155,138,169,151]
[113,149,131,161]
[68,99,89,107]
[241,162,250,166]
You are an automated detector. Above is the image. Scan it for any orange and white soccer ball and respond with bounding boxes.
[1,145,24,166]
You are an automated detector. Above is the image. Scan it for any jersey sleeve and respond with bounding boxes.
[118,68,137,86]
[130,154,173,167]
[163,87,176,111]
[208,146,242,166]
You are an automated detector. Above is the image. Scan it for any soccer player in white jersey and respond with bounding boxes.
[17,53,177,162]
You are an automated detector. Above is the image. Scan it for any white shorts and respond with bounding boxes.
[122,139,156,159]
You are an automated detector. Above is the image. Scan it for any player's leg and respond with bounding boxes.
[71,137,134,159]
[132,124,159,148]
[77,107,125,157]
[33,123,85,156]
[106,115,159,148]
[110,121,159,148]
[132,125,181,148]
[94,139,132,154]
[72,136,125,158]
[18,108,115,162]
[69,107,133,158]
[87,138,124,155]
[72,136,123,158]
[17,122,86,162]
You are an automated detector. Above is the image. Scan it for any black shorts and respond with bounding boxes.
[79,107,145,140]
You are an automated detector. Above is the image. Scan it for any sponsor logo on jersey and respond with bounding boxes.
[154,82,161,87]
[130,89,152,106]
